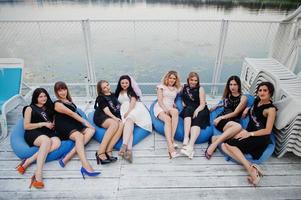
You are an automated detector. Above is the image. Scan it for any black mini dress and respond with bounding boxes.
[226,98,276,159]
[23,105,56,147]
[180,84,210,129]
[93,94,121,127]
[215,94,243,132]
[54,100,86,140]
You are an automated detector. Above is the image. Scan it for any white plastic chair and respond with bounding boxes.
[0,58,26,140]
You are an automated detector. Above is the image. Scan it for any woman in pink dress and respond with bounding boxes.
[154,71,181,159]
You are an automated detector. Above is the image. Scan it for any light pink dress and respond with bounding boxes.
[153,84,178,117]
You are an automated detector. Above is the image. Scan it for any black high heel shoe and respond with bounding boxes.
[105,152,118,162]
[95,152,111,165]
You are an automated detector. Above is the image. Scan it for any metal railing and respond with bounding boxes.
[0,19,295,98]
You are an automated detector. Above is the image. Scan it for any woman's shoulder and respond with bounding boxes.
[157,84,167,90]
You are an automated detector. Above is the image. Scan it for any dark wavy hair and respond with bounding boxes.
[31,87,54,113]
[256,81,275,97]
[222,75,242,99]
[115,75,139,100]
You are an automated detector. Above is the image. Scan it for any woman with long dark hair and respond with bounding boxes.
[206,75,247,159]
[115,75,152,163]
[221,82,277,186]
[54,81,99,179]
[16,88,61,188]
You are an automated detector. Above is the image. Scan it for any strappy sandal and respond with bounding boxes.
[118,144,127,158]
[124,150,133,163]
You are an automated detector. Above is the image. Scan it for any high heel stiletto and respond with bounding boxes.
[16,159,27,174]
[29,175,44,189]
[168,151,180,159]
[252,164,264,177]
[58,153,66,168]
[95,152,111,165]
[124,150,133,163]
[105,152,118,162]
[80,167,101,180]
[247,164,264,186]
[181,145,195,159]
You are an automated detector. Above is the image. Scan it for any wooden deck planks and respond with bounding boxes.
[1,101,301,199]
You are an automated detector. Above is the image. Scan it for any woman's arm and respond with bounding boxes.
[250,107,277,137]
[193,87,206,118]
[23,107,53,130]
[209,102,223,112]
[237,107,276,140]
[124,97,137,118]
[222,95,248,120]
[157,88,168,112]
[103,107,120,121]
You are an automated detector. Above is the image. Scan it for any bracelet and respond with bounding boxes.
[250,132,255,137]
[38,123,42,128]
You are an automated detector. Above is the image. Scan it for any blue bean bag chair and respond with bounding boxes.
[150,96,213,144]
[210,94,275,164]
[10,108,87,162]
[88,111,151,150]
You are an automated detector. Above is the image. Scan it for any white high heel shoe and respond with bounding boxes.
[180,145,194,159]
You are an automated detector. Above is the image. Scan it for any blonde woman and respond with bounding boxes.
[153,71,181,159]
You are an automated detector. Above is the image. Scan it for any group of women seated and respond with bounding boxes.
[15,71,277,188]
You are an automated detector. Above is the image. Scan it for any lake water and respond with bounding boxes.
[0,0,300,95]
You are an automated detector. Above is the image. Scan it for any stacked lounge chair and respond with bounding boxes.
[240,58,301,158]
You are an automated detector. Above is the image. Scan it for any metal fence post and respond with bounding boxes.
[211,19,229,97]
[81,19,96,99]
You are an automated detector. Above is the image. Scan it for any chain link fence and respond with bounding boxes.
[0,19,294,97]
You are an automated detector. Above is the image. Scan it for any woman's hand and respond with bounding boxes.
[83,119,93,129]
[164,108,170,115]
[213,116,223,126]
[193,109,199,118]
[237,130,251,140]
[242,107,250,118]
[44,122,54,130]
[124,111,130,119]
[113,117,122,122]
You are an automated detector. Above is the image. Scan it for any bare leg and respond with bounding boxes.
[158,112,175,154]
[221,143,259,182]
[96,119,118,160]
[207,122,242,155]
[32,135,51,182]
[23,136,61,169]
[69,131,94,172]
[127,133,133,150]
[189,126,200,146]
[122,118,134,149]
[107,121,123,153]
[63,127,95,165]
[170,108,179,144]
[183,117,192,146]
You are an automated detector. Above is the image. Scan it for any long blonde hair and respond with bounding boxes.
[162,70,181,89]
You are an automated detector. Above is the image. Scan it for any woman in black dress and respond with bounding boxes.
[54,81,99,178]
[180,72,210,159]
[206,75,247,159]
[221,82,277,186]
[16,88,61,188]
[94,80,123,165]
